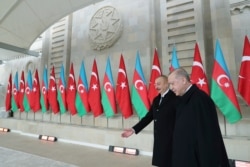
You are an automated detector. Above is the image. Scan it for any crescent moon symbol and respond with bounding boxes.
[118,68,126,78]
[216,74,229,87]
[20,80,24,86]
[152,65,161,74]
[104,82,112,92]
[25,87,30,94]
[42,87,46,94]
[242,56,250,62]
[59,85,65,93]
[50,76,55,82]
[134,80,144,90]
[13,88,17,95]
[69,74,75,81]
[78,84,85,93]
[91,72,98,80]
[193,61,204,72]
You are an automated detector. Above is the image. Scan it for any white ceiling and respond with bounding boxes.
[0,0,103,61]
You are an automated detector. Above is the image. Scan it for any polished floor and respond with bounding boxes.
[0,132,152,167]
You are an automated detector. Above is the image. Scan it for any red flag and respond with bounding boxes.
[88,59,103,117]
[19,71,25,112]
[32,69,41,112]
[238,36,250,105]
[190,43,210,95]
[48,66,59,114]
[148,48,162,104]
[66,63,77,115]
[116,55,133,119]
[5,73,12,111]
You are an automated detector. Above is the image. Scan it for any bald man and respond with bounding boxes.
[121,75,176,167]
[168,68,230,167]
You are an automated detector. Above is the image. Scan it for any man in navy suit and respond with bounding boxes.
[121,75,176,167]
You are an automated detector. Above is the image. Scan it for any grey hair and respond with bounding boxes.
[171,68,190,82]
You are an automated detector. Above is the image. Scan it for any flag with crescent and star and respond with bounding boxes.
[101,57,117,118]
[211,40,241,123]
[88,59,103,117]
[66,63,77,115]
[116,54,133,119]
[48,66,59,114]
[169,45,180,72]
[148,48,162,104]
[19,71,25,112]
[11,71,19,112]
[23,70,33,112]
[57,64,67,114]
[5,73,12,111]
[76,61,90,117]
[238,36,250,106]
[190,43,210,95]
[32,69,41,112]
[132,51,150,119]
[40,66,49,113]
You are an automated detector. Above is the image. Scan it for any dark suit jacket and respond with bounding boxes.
[133,90,176,167]
[172,85,230,167]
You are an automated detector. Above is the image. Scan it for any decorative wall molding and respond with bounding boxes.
[88,6,123,51]
[230,1,250,15]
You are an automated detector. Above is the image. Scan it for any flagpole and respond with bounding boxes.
[224,116,227,136]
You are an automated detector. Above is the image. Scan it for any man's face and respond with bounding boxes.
[168,73,186,96]
[154,77,168,94]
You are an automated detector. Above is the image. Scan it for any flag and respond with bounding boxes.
[48,66,59,114]
[101,57,117,118]
[190,43,210,95]
[148,48,162,104]
[19,71,25,112]
[57,65,67,114]
[5,73,12,111]
[238,36,250,105]
[32,69,41,112]
[11,71,19,112]
[88,59,103,117]
[40,66,49,113]
[169,45,180,72]
[116,54,133,119]
[75,61,90,117]
[211,40,241,123]
[23,70,33,112]
[131,51,150,119]
[66,63,77,115]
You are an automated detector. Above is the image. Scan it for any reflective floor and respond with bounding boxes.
[0,132,152,167]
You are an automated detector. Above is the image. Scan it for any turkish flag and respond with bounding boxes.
[66,63,77,115]
[148,48,162,104]
[238,36,250,105]
[190,43,209,95]
[5,73,12,111]
[88,59,103,117]
[32,69,41,112]
[116,55,133,119]
[19,71,25,112]
[48,66,59,114]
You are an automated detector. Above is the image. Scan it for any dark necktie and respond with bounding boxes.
[159,96,163,105]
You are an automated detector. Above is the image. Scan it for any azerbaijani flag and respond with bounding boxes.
[211,40,241,123]
[101,57,117,118]
[11,71,19,112]
[131,51,150,119]
[23,70,33,112]
[40,66,49,113]
[169,45,180,72]
[57,64,67,114]
[76,61,90,117]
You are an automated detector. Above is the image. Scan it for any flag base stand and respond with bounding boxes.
[38,135,57,142]
[0,127,10,132]
[109,145,139,155]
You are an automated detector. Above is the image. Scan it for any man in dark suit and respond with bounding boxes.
[121,75,176,167]
[168,68,230,167]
